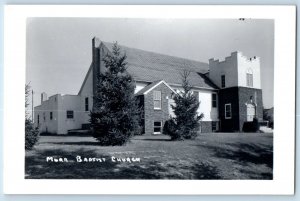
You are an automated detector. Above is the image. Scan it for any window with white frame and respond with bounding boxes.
[225,103,232,119]
[212,93,217,108]
[246,69,253,87]
[153,91,162,109]
[154,121,162,134]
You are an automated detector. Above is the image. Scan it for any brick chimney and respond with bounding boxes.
[41,92,47,103]
[92,37,101,98]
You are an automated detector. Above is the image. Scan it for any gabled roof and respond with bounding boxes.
[78,40,219,95]
[135,80,176,96]
[78,63,92,95]
[102,42,217,90]
[197,73,220,90]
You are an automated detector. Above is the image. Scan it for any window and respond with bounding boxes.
[154,121,162,134]
[66,110,74,119]
[153,91,162,109]
[43,112,46,122]
[225,104,232,119]
[212,93,217,108]
[85,97,89,111]
[246,73,253,87]
[50,112,53,120]
[37,115,39,124]
[212,121,217,132]
[221,75,225,88]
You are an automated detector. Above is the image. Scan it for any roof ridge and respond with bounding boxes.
[82,39,217,91]
[101,41,208,66]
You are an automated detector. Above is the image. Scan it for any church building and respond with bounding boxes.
[34,37,263,135]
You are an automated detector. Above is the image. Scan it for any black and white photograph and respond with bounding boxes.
[3,5,296,195]
[25,17,274,180]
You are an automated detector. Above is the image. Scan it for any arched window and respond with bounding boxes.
[246,68,253,87]
[246,103,255,121]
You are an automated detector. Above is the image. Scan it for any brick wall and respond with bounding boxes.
[136,95,145,134]
[238,87,263,131]
[218,86,263,132]
[218,87,240,132]
[92,42,100,100]
[143,83,173,135]
[200,121,219,133]
[201,121,212,133]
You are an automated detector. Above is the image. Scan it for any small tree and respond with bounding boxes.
[165,71,203,140]
[90,42,140,146]
[25,83,39,150]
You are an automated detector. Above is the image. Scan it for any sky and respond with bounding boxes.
[26,18,274,109]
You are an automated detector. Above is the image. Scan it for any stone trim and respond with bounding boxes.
[143,80,177,95]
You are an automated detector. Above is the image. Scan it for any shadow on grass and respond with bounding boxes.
[215,143,273,168]
[25,148,221,179]
[134,138,172,142]
[114,161,222,179]
[195,142,273,179]
[191,162,222,179]
[47,141,101,146]
[239,169,273,180]
[40,134,92,137]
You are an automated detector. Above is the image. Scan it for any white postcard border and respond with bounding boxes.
[3,5,296,195]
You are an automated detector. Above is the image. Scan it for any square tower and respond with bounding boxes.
[208,52,263,132]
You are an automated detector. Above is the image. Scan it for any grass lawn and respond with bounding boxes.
[25,133,273,179]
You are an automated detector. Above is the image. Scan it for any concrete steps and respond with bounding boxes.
[259,126,273,133]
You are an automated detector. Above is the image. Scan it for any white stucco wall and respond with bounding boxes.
[209,52,239,89]
[35,94,88,134]
[209,51,261,89]
[34,94,59,134]
[197,90,219,121]
[170,86,219,121]
[57,95,83,134]
[237,54,261,89]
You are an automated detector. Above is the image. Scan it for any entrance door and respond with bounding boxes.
[246,104,255,121]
